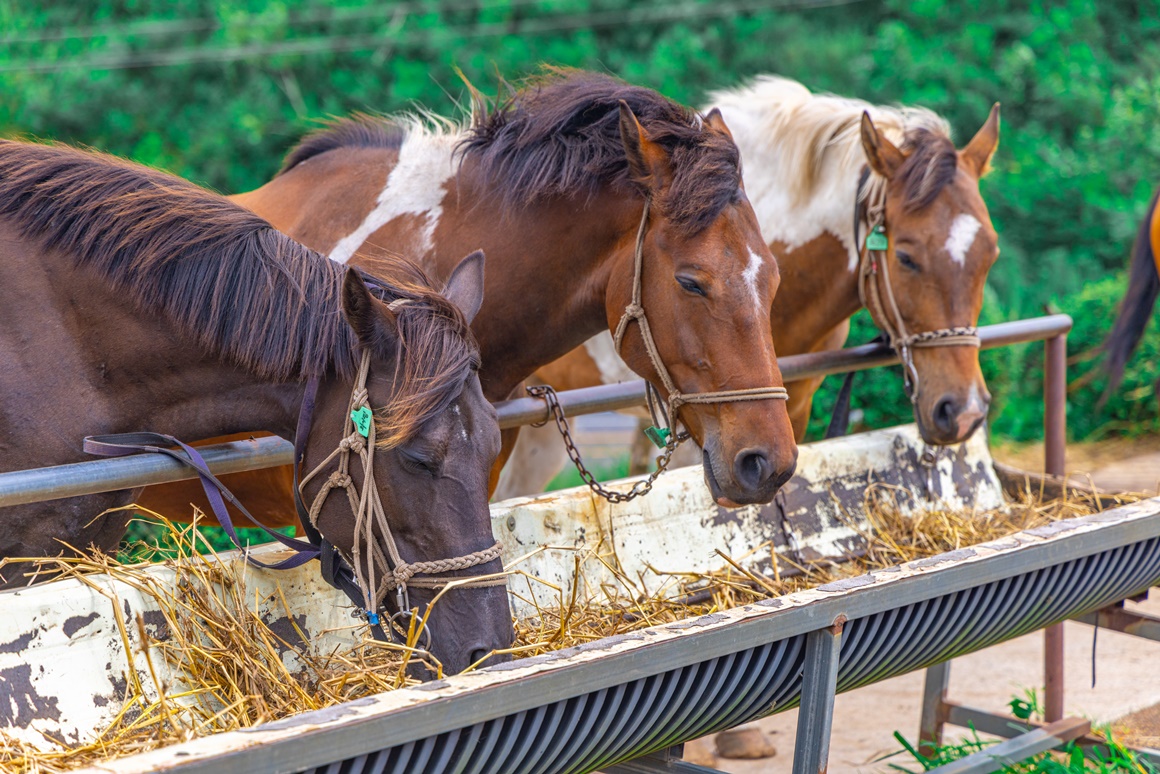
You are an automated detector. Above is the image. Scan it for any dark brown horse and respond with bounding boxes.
[0,139,510,674]
[497,77,1002,497]
[142,69,798,518]
[1103,186,1160,396]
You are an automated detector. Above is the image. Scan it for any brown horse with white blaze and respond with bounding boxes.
[0,139,510,675]
[140,69,798,518]
[498,77,1001,498]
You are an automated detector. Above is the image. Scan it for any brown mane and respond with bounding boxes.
[461,68,741,235]
[279,113,406,175]
[896,129,959,213]
[0,139,477,447]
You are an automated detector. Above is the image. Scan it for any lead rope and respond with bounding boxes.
[298,347,505,637]
[855,172,981,406]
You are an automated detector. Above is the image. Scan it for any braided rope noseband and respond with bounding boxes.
[855,170,981,404]
[612,200,789,446]
[298,318,504,636]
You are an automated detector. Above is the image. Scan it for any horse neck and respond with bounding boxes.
[31,247,305,446]
[721,116,866,355]
[438,172,635,400]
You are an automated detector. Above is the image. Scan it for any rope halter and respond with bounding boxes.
[297,340,505,642]
[612,199,789,450]
[855,170,981,404]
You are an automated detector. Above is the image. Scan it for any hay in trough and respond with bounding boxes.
[0,486,1139,772]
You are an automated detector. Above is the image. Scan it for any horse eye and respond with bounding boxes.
[400,448,439,477]
[896,250,920,272]
[676,276,706,297]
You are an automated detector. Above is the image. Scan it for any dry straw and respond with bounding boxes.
[0,486,1137,772]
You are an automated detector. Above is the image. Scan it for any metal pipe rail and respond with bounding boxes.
[0,314,1072,508]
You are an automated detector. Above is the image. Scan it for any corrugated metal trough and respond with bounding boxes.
[83,496,1160,774]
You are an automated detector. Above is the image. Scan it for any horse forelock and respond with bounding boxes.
[354,256,481,449]
[459,68,741,235]
[0,139,477,447]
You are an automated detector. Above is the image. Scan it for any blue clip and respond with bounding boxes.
[366,611,380,626]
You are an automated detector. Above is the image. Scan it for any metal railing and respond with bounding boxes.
[0,314,1072,508]
[0,312,1094,774]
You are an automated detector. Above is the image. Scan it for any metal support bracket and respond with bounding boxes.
[1073,605,1160,642]
[792,616,845,774]
[606,745,726,774]
[918,659,952,757]
[926,716,1090,774]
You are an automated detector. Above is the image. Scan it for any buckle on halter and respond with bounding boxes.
[643,425,672,449]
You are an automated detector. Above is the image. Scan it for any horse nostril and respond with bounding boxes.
[933,396,958,435]
[733,448,771,490]
[468,648,492,668]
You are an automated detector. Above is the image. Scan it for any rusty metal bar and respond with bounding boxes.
[927,717,1090,774]
[497,314,1075,429]
[0,314,1075,507]
[1073,606,1160,642]
[1043,333,1068,723]
[791,617,845,774]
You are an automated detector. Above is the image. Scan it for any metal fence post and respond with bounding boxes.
[918,659,952,757]
[1043,333,1067,722]
[792,616,845,774]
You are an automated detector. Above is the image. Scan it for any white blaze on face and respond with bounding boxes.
[327,129,458,265]
[744,247,766,314]
[944,213,982,266]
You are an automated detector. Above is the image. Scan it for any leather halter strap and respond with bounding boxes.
[612,200,789,439]
[854,167,981,403]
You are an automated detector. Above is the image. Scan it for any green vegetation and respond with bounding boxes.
[885,690,1157,773]
[3,0,1160,443]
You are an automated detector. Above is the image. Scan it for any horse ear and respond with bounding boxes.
[860,111,905,179]
[619,100,672,192]
[962,103,1000,178]
[443,249,486,324]
[342,268,397,348]
[703,107,734,141]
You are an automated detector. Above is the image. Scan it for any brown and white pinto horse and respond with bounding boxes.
[1103,186,1160,396]
[496,76,1001,499]
[138,69,798,521]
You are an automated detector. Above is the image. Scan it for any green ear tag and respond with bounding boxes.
[643,425,672,449]
[351,406,373,437]
[865,226,888,252]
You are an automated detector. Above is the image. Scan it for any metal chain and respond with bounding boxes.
[527,384,683,503]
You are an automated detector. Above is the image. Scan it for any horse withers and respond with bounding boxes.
[0,140,510,675]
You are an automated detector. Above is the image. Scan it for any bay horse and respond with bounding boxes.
[1102,186,1160,396]
[497,76,1001,499]
[139,68,799,520]
[0,139,510,674]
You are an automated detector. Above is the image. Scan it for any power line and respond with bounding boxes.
[0,0,551,45]
[0,0,863,74]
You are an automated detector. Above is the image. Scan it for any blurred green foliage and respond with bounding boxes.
[3,0,1160,443]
